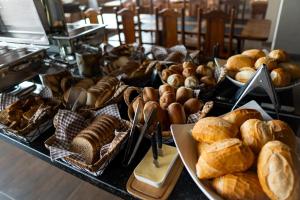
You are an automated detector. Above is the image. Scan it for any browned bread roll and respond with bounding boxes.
[235,68,256,83]
[183,61,195,69]
[270,68,291,87]
[197,142,210,156]
[258,141,300,200]
[192,117,239,143]
[143,101,164,125]
[196,138,254,179]
[269,49,288,62]
[159,84,175,96]
[196,65,213,77]
[167,74,185,88]
[200,76,216,86]
[169,64,183,73]
[254,56,277,70]
[184,76,199,89]
[159,91,176,110]
[167,103,186,124]
[212,172,269,200]
[176,86,193,104]
[222,108,263,128]
[267,120,296,150]
[242,49,266,60]
[161,69,177,81]
[240,119,274,153]
[279,62,300,80]
[132,96,144,123]
[226,55,255,71]
[142,87,159,102]
[182,67,196,78]
[184,98,203,115]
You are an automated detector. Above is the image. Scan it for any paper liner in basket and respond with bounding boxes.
[47,104,131,176]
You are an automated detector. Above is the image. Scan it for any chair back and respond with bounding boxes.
[251,1,268,19]
[220,0,240,18]
[84,8,99,24]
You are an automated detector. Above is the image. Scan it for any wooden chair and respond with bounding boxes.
[115,7,142,45]
[84,8,100,24]
[219,0,242,19]
[198,8,235,58]
[155,8,184,48]
[251,1,268,19]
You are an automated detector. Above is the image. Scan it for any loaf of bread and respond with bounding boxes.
[192,117,239,143]
[269,49,288,62]
[197,142,210,156]
[226,55,255,71]
[242,49,266,60]
[196,138,254,179]
[254,57,277,71]
[222,108,263,128]
[270,68,291,87]
[212,172,269,200]
[167,103,186,124]
[257,141,300,200]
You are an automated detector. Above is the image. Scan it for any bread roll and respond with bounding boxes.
[167,74,185,88]
[142,87,159,102]
[161,69,177,81]
[254,57,277,70]
[212,172,269,200]
[159,84,175,96]
[160,91,176,109]
[182,67,196,78]
[192,117,239,143]
[240,119,274,153]
[183,61,194,69]
[196,138,254,179]
[269,49,288,62]
[143,101,164,124]
[184,98,203,115]
[196,65,213,77]
[270,68,291,87]
[226,55,255,71]
[267,120,296,150]
[279,62,300,80]
[200,76,216,86]
[132,96,144,123]
[167,103,186,124]
[222,108,263,128]
[257,141,300,200]
[169,64,183,73]
[176,86,193,104]
[184,76,199,89]
[197,142,210,156]
[235,68,256,83]
[242,49,266,60]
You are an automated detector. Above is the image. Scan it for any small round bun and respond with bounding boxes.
[270,68,291,87]
[254,57,277,70]
[242,49,266,60]
[200,76,216,86]
[279,62,300,80]
[196,65,213,77]
[167,102,186,124]
[143,101,163,124]
[142,87,159,102]
[269,49,288,62]
[235,68,256,83]
[183,61,195,69]
[161,69,177,81]
[226,55,255,71]
[184,98,203,115]
[169,64,183,73]
[184,76,199,89]
[167,74,185,88]
[182,67,196,78]
[222,108,263,128]
[160,91,176,110]
[176,86,193,104]
[131,96,144,123]
[159,84,175,96]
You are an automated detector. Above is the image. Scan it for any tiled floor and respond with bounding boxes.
[0,140,121,200]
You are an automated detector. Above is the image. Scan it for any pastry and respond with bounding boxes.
[279,62,300,80]
[176,86,193,104]
[226,55,255,71]
[142,87,159,102]
[242,49,266,60]
[257,141,300,200]
[235,68,256,83]
[254,56,277,70]
[161,69,177,81]
[159,84,175,96]
[269,49,288,62]
[182,67,196,78]
[212,172,269,200]
[222,108,263,128]
[167,103,186,124]
[167,74,185,88]
[270,68,291,87]
[184,76,199,89]
[196,65,213,77]
[159,91,176,110]
[200,76,216,86]
[184,98,203,115]
[267,120,296,150]
[192,117,239,143]
[240,119,274,153]
[196,138,254,179]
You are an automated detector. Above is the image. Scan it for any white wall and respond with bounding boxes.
[265,0,281,43]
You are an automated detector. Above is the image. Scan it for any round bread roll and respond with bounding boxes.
[241,49,266,60]
[167,103,186,124]
[184,76,199,89]
[235,68,256,83]
[142,87,159,102]
[167,74,185,88]
[254,56,277,70]
[192,117,239,143]
[200,76,216,86]
[183,61,194,69]
[222,108,263,128]
[159,84,175,96]
[270,68,291,87]
[240,119,274,153]
[257,141,300,200]
[184,98,203,115]
[160,91,176,109]
[212,172,269,200]
[196,138,255,179]
[169,64,183,73]
[267,120,296,150]
[182,67,196,78]
[269,49,288,62]
[197,142,210,156]
[196,65,213,77]
[143,101,164,125]
[132,96,144,123]
[161,69,177,81]
[176,86,193,104]
[279,62,300,80]
[226,54,255,71]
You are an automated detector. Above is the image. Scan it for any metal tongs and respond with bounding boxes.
[151,122,163,168]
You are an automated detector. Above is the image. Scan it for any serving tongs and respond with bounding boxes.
[232,64,280,119]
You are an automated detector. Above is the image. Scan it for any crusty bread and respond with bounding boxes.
[160,91,176,110]
[142,87,159,102]
[192,117,239,143]
[183,98,203,115]
[182,67,196,78]
[184,76,199,89]
[270,68,291,87]
[196,65,213,77]
[167,103,186,124]
[222,108,263,128]
[254,56,277,71]
[197,142,210,156]
[269,49,288,62]
[235,68,256,83]
[212,172,269,200]
[279,62,300,80]
[159,84,175,96]
[167,74,185,88]
[226,54,255,71]
[176,86,193,104]
[242,49,266,60]
[257,141,300,200]
[196,138,254,179]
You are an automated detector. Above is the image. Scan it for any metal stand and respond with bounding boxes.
[232,64,280,119]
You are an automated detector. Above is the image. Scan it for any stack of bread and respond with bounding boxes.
[70,115,120,165]
[161,61,217,89]
[125,84,204,135]
[226,49,300,87]
[192,109,300,200]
